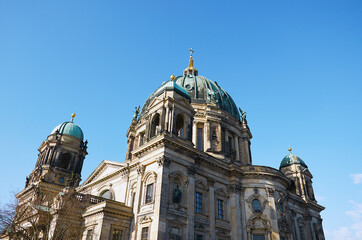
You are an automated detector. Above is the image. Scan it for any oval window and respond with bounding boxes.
[252,199,262,212]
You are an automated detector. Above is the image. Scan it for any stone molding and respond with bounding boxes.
[156,156,171,167]
[228,183,242,193]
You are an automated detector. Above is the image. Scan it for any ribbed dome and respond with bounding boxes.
[51,121,84,141]
[140,75,240,120]
[174,75,240,119]
[280,153,308,169]
[139,81,190,118]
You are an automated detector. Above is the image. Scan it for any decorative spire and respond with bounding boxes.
[71,113,76,122]
[184,48,198,76]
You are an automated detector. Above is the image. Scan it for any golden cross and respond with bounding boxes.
[189,48,194,57]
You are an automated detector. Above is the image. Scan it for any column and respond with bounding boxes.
[130,166,144,240]
[266,188,279,240]
[234,135,240,161]
[207,178,216,240]
[229,184,242,239]
[204,121,211,151]
[164,107,170,132]
[151,157,171,240]
[241,137,250,164]
[240,188,247,240]
[186,166,196,240]
[192,121,197,146]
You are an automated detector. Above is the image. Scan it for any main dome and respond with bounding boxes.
[140,50,240,120]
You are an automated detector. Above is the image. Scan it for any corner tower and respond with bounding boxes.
[27,114,88,189]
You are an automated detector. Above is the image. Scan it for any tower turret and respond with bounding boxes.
[28,114,88,188]
[280,148,316,202]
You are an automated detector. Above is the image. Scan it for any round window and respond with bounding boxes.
[58,177,64,183]
[252,199,262,212]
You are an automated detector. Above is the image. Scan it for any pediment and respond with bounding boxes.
[81,160,125,186]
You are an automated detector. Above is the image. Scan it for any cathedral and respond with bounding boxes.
[3,50,325,240]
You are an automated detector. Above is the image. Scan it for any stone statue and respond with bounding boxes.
[133,106,140,120]
[239,107,246,121]
[25,176,29,187]
[173,185,182,204]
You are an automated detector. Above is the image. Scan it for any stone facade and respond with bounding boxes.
[5,54,325,240]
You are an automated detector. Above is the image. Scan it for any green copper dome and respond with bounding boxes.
[280,153,308,169]
[174,75,240,119]
[51,121,84,141]
[140,81,190,117]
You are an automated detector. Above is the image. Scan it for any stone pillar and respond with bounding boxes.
[130,165,144,239]
[266,188,279,240]
[234,135,240,161]
[192,121,197,146]
[151,157,171,240]
[186,166,196,240]
[228,184,242,239]
[241,137,250,165]
[240,188,247,240]
[164,107,170,132]
[204,121,211,151]
[224,130,229,156]
[207,178,216,240]
[304,216,313,240]
[169,108,174,134]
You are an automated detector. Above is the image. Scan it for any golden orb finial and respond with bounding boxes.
[71,113,76,122]
[288,147,292,152]
[170,74,175,81]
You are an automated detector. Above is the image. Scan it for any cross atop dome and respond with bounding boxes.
[184,48,198,76]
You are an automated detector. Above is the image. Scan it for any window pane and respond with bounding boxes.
[197,128,204,151]
[217,199,223,219]
[195,192,202,213]
[112,229,122,240]
[252,199,262,212]
[141,227,149,240]
[101,190,111,199]
[146,184,153,203]
[253,234,265,240]
[195,234,203,240]
[86,229,93,240]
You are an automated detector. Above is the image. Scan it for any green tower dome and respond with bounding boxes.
[280,152,308,169]
[51,121,84,141]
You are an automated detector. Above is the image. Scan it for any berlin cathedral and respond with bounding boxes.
[2,50,325,240]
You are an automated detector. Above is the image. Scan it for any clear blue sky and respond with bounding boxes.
[1,1,361,239]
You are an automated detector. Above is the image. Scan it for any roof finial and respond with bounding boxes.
[170,74,175,81]
[288,147,292,153]
[184,48,198,76]
[71,113,76,122]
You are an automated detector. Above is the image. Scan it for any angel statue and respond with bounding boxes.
[133,106,140,120]
[239,107,246,122]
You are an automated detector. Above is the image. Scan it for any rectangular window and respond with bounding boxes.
[145,184,153,204]
[252,234,265,240]
[132,192,136,207]
[141,227,149,240]
[197,128,204,151]
[217,199,224,219]
[112,229,122,240]
[195,234,203,240]
[228,136,233,155]
[86,229,93,240]
[195,192,202,213]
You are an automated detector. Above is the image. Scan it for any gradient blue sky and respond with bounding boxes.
[1,1,361,239]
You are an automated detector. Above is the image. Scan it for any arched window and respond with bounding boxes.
[100,190,112,199]
[150,114,160,138]
[176,114,184,138]
[59,153,71,169]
